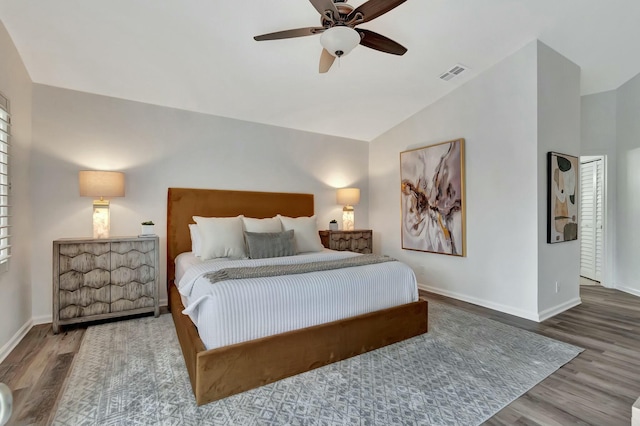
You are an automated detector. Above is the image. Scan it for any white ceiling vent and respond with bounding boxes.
[439,64,469,81]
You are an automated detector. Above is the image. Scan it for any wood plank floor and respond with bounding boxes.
[427,286,640,426]
[0,287,638,425]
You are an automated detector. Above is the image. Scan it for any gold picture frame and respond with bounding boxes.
[400,138,466,256]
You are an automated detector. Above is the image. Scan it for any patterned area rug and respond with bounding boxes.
[52,303,582,425]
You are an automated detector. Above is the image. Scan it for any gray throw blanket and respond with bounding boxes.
[205,254,396,285]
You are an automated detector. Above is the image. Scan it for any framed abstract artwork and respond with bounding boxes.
[400,138,466,256]
[547,151,579,243]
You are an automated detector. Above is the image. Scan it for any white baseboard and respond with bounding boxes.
[419,283,583,322]
[537,297,582,322]
[159,298,168,307]
[0,319,33,364]
[615,284,640,298]
[417,283,540,322]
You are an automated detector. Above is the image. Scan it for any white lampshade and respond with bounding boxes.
[320,26,361,58]
[79,171,125,198]
[336,188,360,206]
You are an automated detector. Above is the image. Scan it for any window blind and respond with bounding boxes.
[0,92,10,265]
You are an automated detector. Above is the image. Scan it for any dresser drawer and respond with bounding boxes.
[58,242,111,319]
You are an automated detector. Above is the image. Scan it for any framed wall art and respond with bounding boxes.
[547,151,579,243]
[400,138,466,256]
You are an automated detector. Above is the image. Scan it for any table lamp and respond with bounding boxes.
[79,171,125,238]
[336,187,360,231]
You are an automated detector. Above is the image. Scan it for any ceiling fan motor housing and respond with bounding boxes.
[321,1,356,28]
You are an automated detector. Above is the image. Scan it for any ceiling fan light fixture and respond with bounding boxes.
[320,26,360,57]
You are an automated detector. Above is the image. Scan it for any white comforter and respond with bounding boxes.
[177,250,418,350]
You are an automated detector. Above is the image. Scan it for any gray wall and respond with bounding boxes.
[536,41,582,317]
[369,40,582,321]
[369,41,542,320]
[0,20,33,359]
[30,85,370,320]
[580,91,617,288]
[615,72,640,296]
[580,73,640,297]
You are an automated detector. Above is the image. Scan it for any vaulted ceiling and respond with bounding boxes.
[1,0,639,141]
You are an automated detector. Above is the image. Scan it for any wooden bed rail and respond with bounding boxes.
[170,284,428,405]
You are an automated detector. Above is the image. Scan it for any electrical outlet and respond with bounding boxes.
[555,281,559,293]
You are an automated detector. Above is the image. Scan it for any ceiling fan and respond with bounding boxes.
[254,0,408,73]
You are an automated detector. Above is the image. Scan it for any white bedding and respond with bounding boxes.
[175,251,206,284]
[177,249,418,350]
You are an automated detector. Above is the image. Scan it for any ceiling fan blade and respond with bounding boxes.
[309,0,340,18]
[348,0,407,24]
[356,28,407,55]
[254,27,325,41]
[319,48,336,73]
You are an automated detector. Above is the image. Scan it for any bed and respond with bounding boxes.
[167,187,429,405]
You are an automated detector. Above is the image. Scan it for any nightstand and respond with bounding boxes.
[52,236,159,333]
[318,229,373,254]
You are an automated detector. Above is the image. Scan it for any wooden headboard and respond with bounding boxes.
[167,188,314,289]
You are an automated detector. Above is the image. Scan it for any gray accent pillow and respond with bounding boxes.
[244,230,295,259]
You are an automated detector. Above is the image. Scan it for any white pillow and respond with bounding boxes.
[242,216,282,233]
[188,224,203,257]
[193,215,246,260]
[277,215,324,253]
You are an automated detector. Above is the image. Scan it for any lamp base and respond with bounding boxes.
[342,207,354,231]
[93,200,110,239]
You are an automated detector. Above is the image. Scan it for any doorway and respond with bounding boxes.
[579,156,604,285]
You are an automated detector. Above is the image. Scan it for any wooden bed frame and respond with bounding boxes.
[167,187,429,405]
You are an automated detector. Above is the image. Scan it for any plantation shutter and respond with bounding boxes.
[580,158,603,281]
[593,159,604,281]
[0,93,10,265]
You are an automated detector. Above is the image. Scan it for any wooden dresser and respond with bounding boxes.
[52,236,159,333]
[318,229,373,254]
